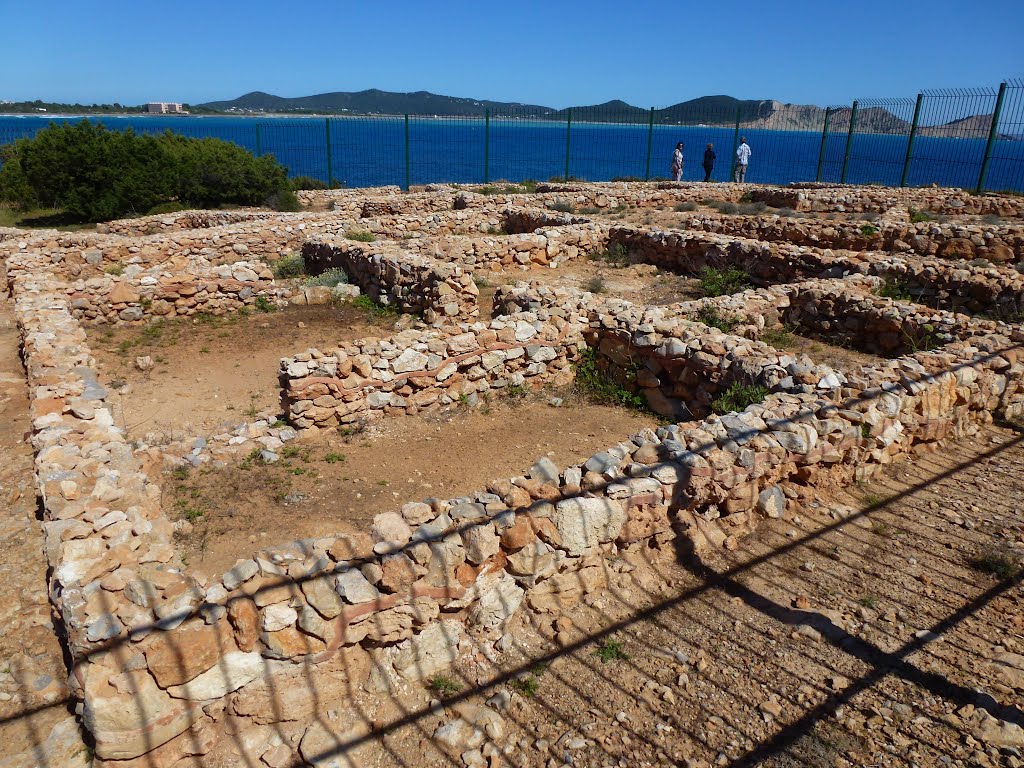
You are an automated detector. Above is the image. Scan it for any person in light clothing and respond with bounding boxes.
[734,137,751,182]
[671,143,684,182]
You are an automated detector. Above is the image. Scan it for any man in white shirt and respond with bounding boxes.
[734,137,751,182]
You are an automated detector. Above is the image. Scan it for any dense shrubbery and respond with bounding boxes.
[0,120,298,221]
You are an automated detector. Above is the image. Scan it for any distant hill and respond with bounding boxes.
[200,89,554,117]
[195,90,1018,140]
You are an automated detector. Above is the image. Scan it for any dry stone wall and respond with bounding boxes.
[684,213,1024,263]
[302,237,479,323]
[281,311,582,430]
[753,184,1024,217]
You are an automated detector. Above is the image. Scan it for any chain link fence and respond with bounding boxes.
[1,81,1022,193]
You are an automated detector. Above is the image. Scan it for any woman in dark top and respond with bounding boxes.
[703,144,716,182]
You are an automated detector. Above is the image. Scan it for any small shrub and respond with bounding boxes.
[345,230,375,242]
[909,207,935,223]
[595,639,630,663]
[254,296,275,313]
[266,186,300,212]
[970,547,1021,580]
[739,191,755,203]
[586,275,607,294]
[352,294,398,319]
[506,384,528,401]
[324,452,346,464]
[578,206,601,215]
[674,202,697,212]
[589,242,629,267]
[710,381,768,415]
[549,199,575,214]
[574,347,647,411]
[859,223,878,237]
[290,176,328,191]
[874,278,913,302]
[859,594,878,609]
[695,307,737,333]
[146,201,187,216]
[519,179,539,193]
[860,422,872,439]
[272,253,306,279]
[104,263,125,276]
[699,266,751,297]
[304,267,348,288]
[762,326,794,348]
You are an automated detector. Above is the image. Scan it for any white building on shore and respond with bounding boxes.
[146,102,186,114]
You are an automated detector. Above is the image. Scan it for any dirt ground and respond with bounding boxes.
[87,303,400,439]
[476,259,704,320]
[764,329,887,372]
[316,423,1024,768]
[0,284,88,766]
[169,391,659,575]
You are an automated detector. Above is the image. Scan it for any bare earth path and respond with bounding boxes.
[0,279,89,768]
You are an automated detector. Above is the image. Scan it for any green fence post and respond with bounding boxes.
[255,124,262,157]
[900,94,924,187]
[324,118,333,188]
[483,109,490,184]
[404,114,411,192]
[815,108,831,182]
[976,82,1008,194]
[564,109,572,182]
[840,100,858,184]
[644,107,655,181]
[729,106,741,181]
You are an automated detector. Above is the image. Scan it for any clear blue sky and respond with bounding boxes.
[2,0,1020,108]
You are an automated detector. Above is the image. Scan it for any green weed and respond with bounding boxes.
[710,381,769,415]
[859,224,878,237]
[970,547,1021,580]
[254,296,275,313]
[909,207,935,224]
[699,266,751,297]
[595,639,630,663]
[762,326,794,348]
[695,307,738,333]
[589,242,629,267]
[345,230,376,242]
[351,294,399,319]
[574,347,647,411]
[874,278,913,302]
[426,674,462,698]
[104,263,125,276]
[549,199,575,214]
[324,452,346,464]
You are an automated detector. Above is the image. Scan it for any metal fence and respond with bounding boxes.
[1,81,1022,193]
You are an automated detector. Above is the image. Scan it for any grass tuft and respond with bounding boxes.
[710,381,768,415]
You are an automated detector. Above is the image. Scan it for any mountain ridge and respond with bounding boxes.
[198,89,1007,138]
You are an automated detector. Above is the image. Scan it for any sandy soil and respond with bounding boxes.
[87,304,401,439]
[169,392,659,575]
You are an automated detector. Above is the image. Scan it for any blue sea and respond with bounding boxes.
[0,114,1021,193]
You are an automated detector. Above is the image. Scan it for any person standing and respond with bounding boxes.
[671,142,684,182]
[734,137,751,182]
[703,143,716,182]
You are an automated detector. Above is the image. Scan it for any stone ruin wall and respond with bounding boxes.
[302,238,479,323]
[280,311,583,431]
[6,181,1024,767]
[684,213,1024,264]
[752,185,1024,217]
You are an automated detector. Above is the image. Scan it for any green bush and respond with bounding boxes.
[0,120,294,222]
[699,266,751,297]
[859,223,878,237]
[305,268,348,287]
[345,230,375,242]
[290,176,328,190]
[710,381,769,415]
[574,347,647,411]
[272,253,306,279]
